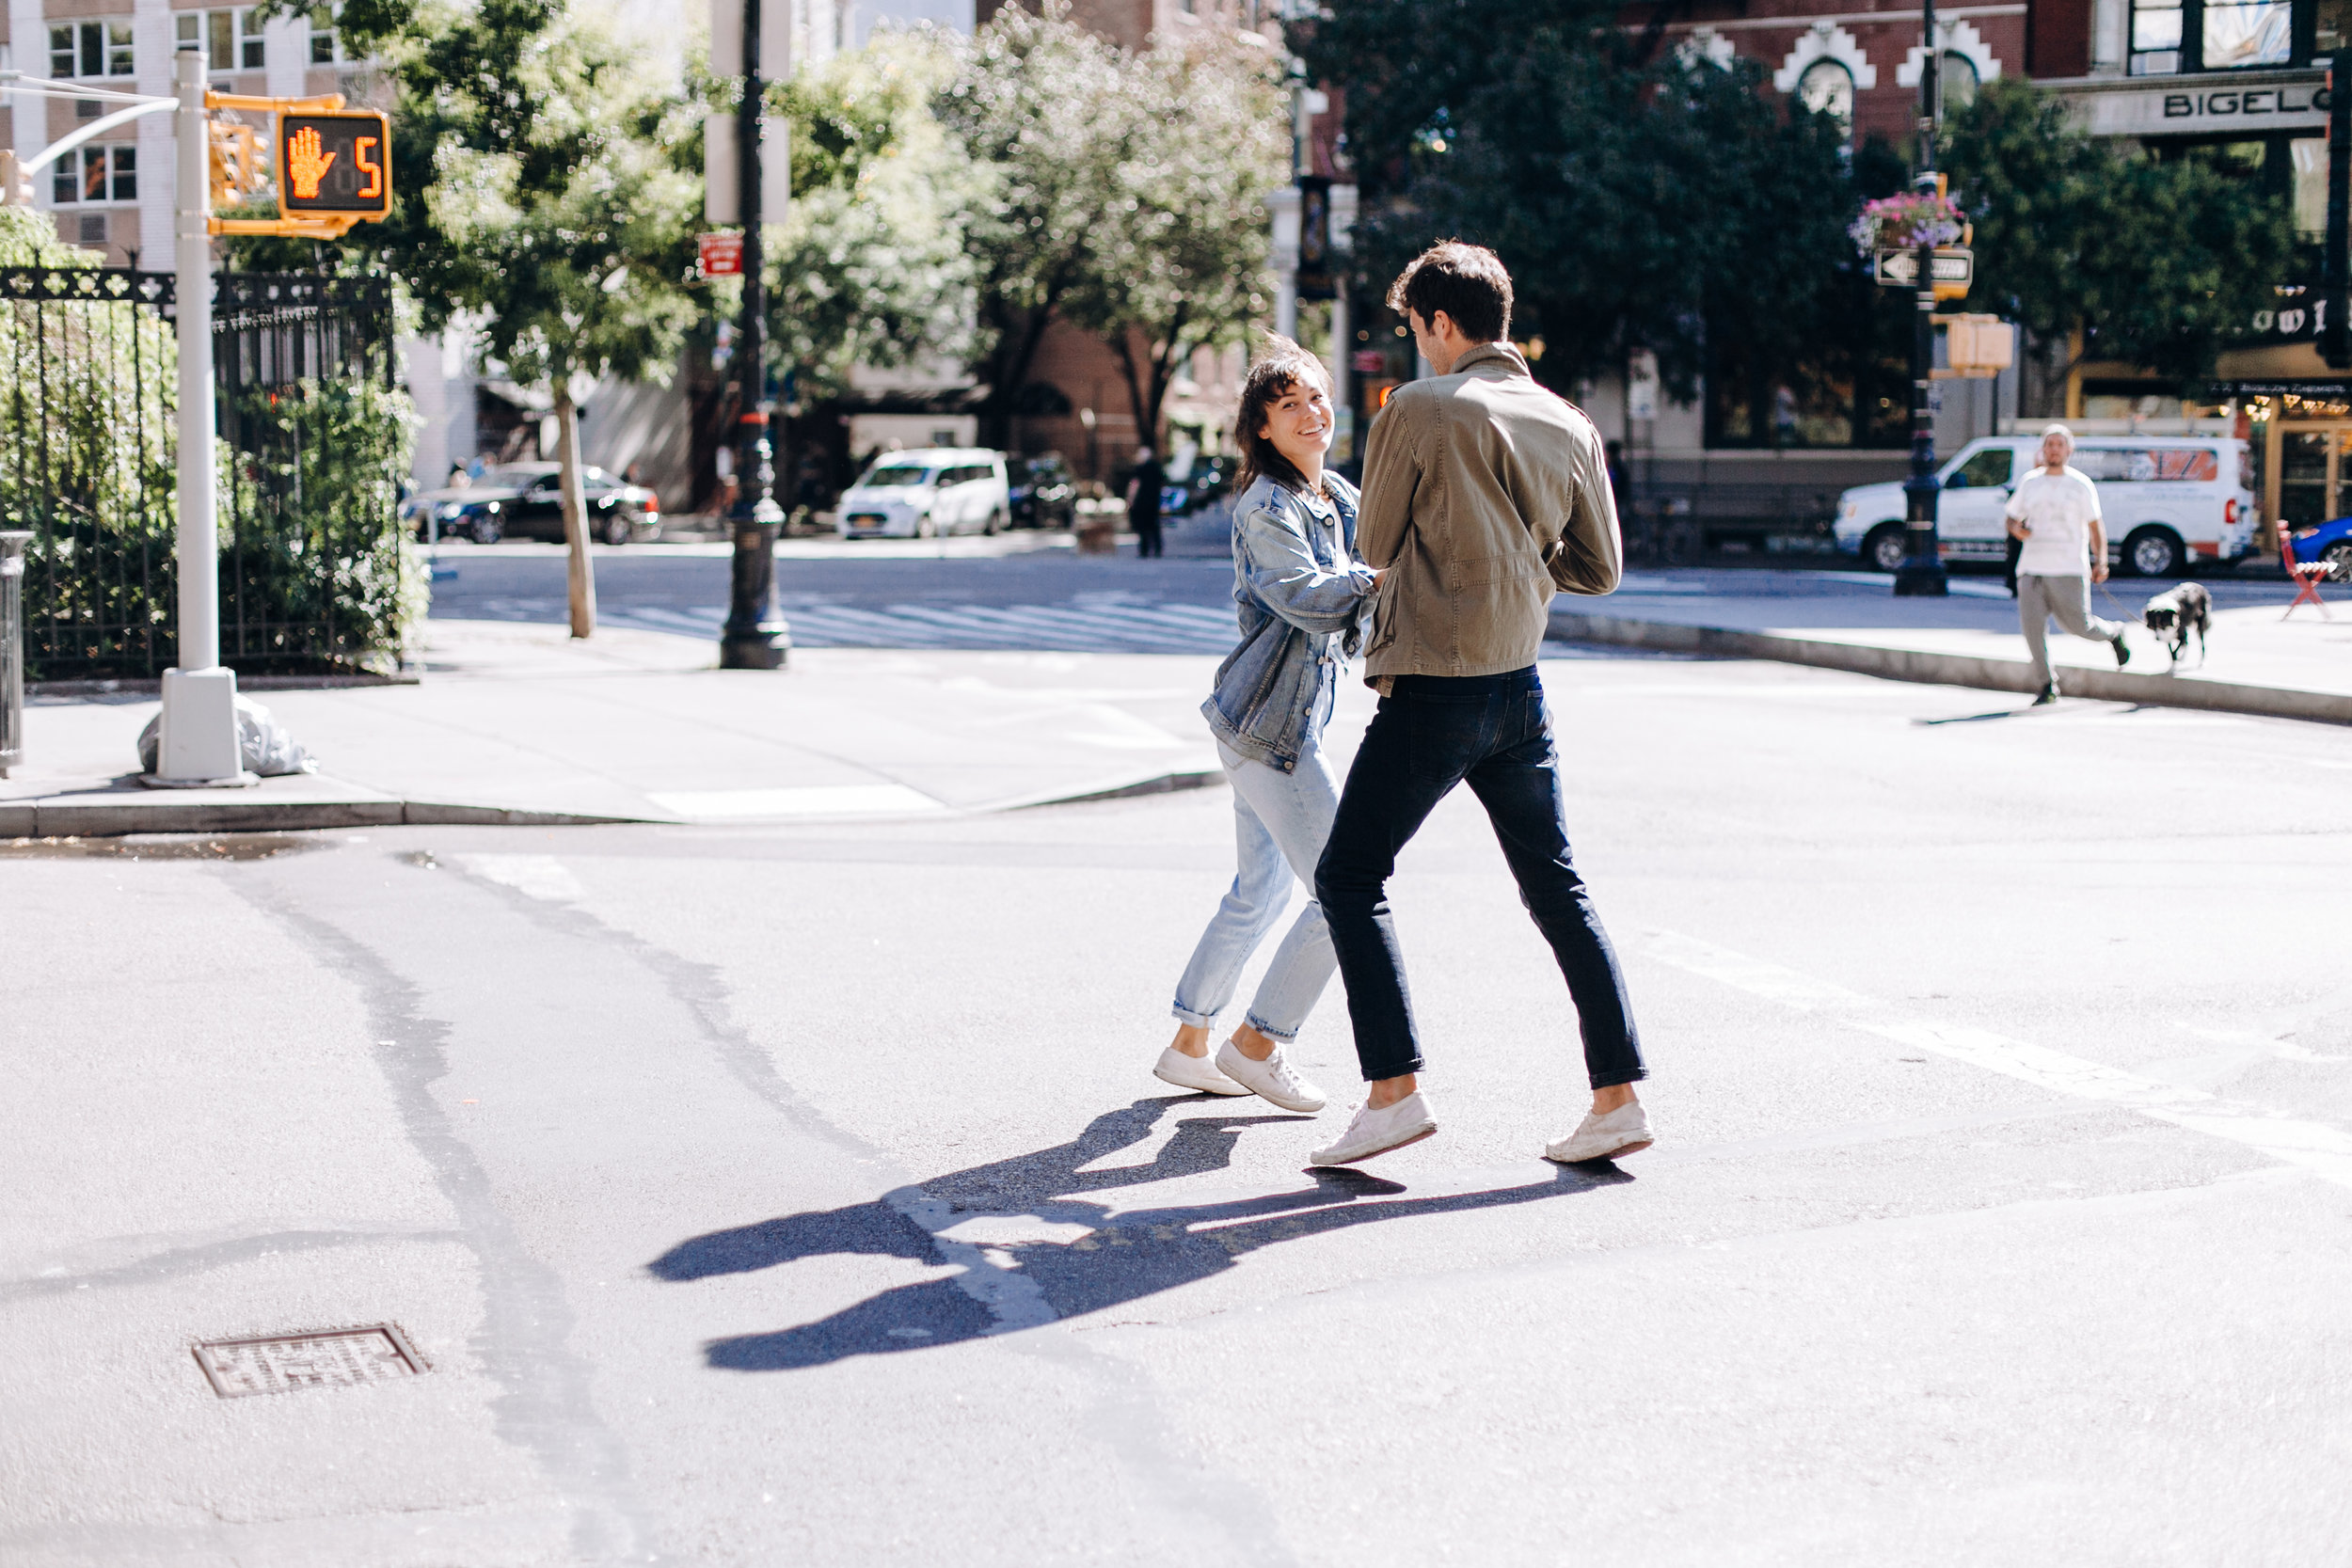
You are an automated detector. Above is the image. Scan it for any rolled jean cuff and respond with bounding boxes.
[1240,1011,1298,1043]
[1169,1003,1217,1030]
[1359,1052,1425,1082]
[1590,1068,1648,1090]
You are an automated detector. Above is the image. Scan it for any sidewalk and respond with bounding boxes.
[2,620,1221,837]
[1550,570,2352,725]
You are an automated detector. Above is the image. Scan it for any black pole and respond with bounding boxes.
[2321,50,2351,370]
[720,0,789,669]
[1895,0,1950,596]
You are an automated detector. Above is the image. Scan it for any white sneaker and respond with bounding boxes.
[1216,1039,1327,1113]
[1544,1101,1654,1164]
[1153,1046,1249,1096]
[1309,1093,1438,1165]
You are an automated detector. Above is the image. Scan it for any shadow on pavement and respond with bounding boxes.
[648,1096,1629,1370]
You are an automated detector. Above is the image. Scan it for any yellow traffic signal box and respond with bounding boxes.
[276,112,390,219]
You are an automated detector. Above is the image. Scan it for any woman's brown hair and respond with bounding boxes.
[1234,337,1333,497]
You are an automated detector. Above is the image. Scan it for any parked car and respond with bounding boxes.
[1008,453,1077,530]
[404,463,661,546]
[836,449,1011,538]
[1832,435,2257,578]
[2287,515,2352,578]
[1162,453,1232,517]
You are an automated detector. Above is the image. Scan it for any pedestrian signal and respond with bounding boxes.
[276,112,390,218]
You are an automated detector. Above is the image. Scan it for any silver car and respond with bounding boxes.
[835,450,1011,539]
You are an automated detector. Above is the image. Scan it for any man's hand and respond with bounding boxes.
[2091,562,2109,584]
[286,126,336,200]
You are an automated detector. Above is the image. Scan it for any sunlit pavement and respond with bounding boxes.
[8,648,2350,1564]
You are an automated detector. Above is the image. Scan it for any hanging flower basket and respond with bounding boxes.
[1850,192,1966,255]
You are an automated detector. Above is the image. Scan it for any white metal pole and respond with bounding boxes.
[174,44,217,673]
[151,42,246,784]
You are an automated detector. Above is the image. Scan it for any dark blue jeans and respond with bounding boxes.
[1313,667,1646,1088]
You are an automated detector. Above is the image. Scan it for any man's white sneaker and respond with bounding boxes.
[1544,1101,1654,1164]
[1153,1046,1249,1096]
[1215,1039,1327,1113]
[1309,1093,1438,1165]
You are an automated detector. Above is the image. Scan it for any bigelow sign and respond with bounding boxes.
[2069,70,2328,137]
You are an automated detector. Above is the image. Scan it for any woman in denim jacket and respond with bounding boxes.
[1152,340,1379,1114]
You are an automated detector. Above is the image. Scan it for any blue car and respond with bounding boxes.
[2288,516,2352,578]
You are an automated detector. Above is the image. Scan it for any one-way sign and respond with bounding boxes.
[1875,247,1974,288]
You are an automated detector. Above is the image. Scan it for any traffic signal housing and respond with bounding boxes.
[276,112,390,220]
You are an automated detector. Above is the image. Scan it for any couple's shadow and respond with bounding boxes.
[647,1094,1629,1371]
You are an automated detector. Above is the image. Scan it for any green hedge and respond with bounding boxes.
[0,208,423,681]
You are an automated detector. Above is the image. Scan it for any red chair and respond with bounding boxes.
[2281,526,2332,621]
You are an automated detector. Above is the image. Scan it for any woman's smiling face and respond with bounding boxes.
[1259,378,1333,472]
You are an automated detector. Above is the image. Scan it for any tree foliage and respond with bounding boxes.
[1059,29,1288,446]
[938,3,1132,447]
[1306,2,1868,406]
[762,28,982,399]
[1942,77,2296,385]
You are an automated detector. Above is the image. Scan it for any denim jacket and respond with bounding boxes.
[1201,473,1377,773]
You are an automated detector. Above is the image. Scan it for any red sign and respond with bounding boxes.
[1351,350,1388,374]
[697,232,743,278]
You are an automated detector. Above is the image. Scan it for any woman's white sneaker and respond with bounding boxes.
[1215,1040,1327,1112]
[1153,1046,1249,1096]
[1544,1102,1654,1164]
[1309,1093,1438,1165]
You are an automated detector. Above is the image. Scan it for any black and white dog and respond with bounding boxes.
[2141,581,2212,668]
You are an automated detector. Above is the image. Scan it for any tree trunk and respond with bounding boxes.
[555,388,596,639]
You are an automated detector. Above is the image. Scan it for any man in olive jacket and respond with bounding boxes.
[1308,241,1652,1169]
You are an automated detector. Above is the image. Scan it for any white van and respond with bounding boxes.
[836,449,1011,539]
[1833,436,2258,578]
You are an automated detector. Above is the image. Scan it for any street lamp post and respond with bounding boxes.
[719,0,789,670]
[1894,0,1951,598]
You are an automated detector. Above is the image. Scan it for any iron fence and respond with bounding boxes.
[0,266,407,682]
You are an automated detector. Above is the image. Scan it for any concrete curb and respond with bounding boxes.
[1,766,1228,840]
[0,797,652,838]
[1549,609,2352,727]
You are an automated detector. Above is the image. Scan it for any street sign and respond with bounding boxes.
[698,231,744,278]
[1874,247,1973,289]
[276,112,390,219]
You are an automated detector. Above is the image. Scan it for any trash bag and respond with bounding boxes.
[137,695,320,778]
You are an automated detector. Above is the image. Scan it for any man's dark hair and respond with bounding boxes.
[1387,241,1512,343]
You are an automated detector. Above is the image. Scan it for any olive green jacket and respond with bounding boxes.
[1355,341,1622,683]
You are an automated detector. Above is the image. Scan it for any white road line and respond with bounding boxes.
[1643,928,2352,1188]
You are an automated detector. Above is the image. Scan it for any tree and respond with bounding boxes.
[763,28,981,401]
[1060,29,1288,451]
[938,2,1131,448]
[1303,8,1866,411]
[1942,78,2296,390]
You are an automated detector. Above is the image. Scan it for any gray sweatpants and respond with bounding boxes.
[2018,573,2122,689]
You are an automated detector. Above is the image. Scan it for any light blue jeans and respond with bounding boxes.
[1170,730,1342,1042]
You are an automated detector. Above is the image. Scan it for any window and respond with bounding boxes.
[2131,0,2183,72]
[176,10,266,71]
[2202,0,2293,67]
[2072,447,2220,482]
[309,7,344,63]
[1796,59,1854,135]
[1947,447,2015,489]
[51,146,137,204]
[2295,136,2327,238]
[50,21,135,79]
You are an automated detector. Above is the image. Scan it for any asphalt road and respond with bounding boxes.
[7,650,2349,1563]
[426,533,2298,657]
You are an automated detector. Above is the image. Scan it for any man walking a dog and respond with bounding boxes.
[2008,423,2131,704]
[1308,241,1651,1169]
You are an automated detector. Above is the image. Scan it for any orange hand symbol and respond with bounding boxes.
[287,126,336,200]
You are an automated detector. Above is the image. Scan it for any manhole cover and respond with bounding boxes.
[192,1323,429,1399]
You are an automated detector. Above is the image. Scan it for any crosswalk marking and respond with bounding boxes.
[606,599,1242,654]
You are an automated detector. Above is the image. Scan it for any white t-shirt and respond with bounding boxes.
[2005,467,2102,577]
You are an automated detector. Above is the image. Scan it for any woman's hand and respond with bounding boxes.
[1370,568,1390,590]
